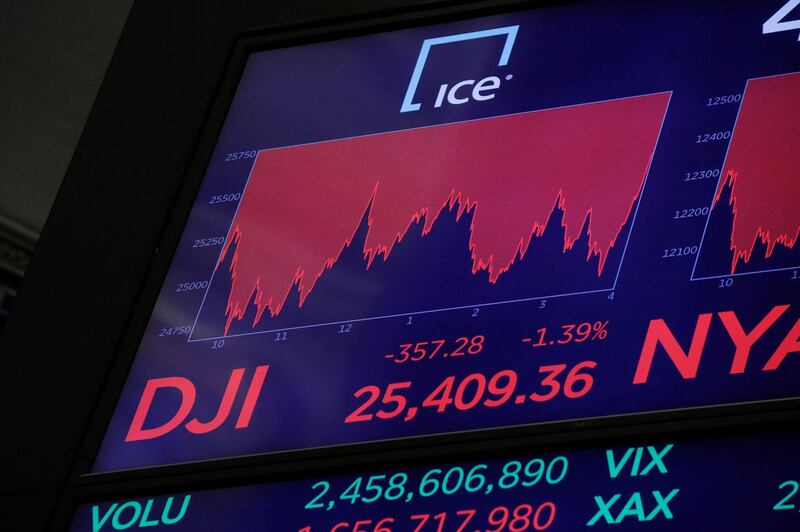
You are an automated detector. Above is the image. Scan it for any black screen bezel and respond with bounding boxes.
[60,0,800,526]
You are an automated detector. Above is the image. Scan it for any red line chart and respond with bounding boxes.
[195,93,670,335]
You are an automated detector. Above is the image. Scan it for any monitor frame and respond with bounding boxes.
[54,0,800,526]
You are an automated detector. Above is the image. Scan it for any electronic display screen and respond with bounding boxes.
[76,430,800,530]
[93,0,800,472]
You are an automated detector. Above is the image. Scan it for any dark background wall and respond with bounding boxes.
[0,0,132,232]
[0,0,460,529]
[0,0,132,339]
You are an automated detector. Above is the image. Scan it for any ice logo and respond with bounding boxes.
[400,25,519,112]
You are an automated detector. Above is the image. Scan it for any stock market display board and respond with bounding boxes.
[77,431,800,530]
[91,0,800,473]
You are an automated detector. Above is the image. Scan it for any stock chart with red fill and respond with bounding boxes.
[694,72,800,278]
[213,94,668,335]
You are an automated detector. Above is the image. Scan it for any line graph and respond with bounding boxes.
[190,92,671,340]
[692,71,800,280]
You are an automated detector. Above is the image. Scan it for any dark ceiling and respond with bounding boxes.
[0,0,133,235]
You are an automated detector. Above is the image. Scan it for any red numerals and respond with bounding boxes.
[344,382,412,424]
[386,336,484,363]
[421,371,517,412]
[411,509,475,532]
[529,361,596,402]
[306,503,555,532]
[485,502,556,531]
[345,363,595,424]
[450,336,485,357]
[484,370,518,407]
[410,503,554,531]
[421,377,454,413]
[523,321,609,348]
[376,383,411,419]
